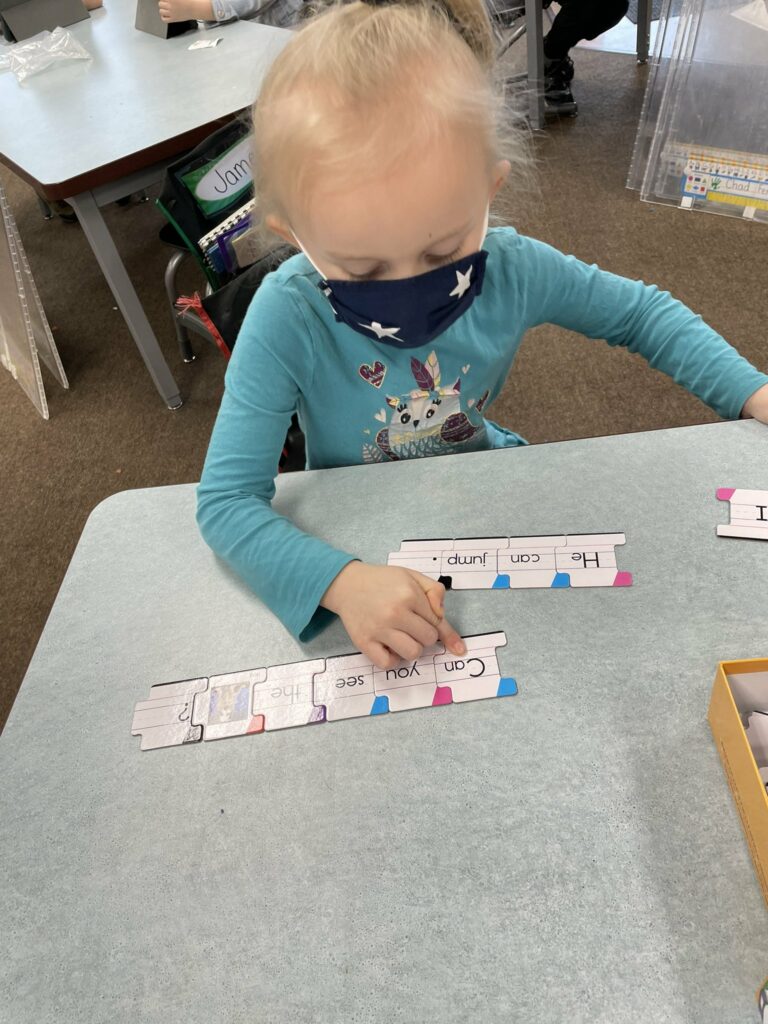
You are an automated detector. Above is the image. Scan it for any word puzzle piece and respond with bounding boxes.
[192,668,268,741]
[131,677,208,751]
[716,487,768,540]
[387,533,633,590]
[131,633,517,751]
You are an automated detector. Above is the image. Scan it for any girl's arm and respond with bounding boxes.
[204,0,275,21]
[196,281,356,642]
[515,235,768,422]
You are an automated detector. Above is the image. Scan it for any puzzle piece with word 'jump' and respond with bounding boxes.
[716,488,768,541]
[387,533,633,590]
[131,632,517,751]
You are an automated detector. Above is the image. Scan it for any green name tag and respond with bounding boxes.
[181,135,253,217]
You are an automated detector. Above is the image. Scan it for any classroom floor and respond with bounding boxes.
[1,44,766,732]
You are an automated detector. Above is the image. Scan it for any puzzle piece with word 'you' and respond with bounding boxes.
[131,632,517,751]
[716,488,768,540]
[387,533,633,590]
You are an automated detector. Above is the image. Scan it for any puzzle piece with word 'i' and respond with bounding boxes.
[387,533,633,590]
[716,488,768,541]
[131,632,517,751]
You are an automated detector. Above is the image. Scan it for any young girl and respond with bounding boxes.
[197,0,768,672]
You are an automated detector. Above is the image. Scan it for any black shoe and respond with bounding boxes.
[544,55,577,116]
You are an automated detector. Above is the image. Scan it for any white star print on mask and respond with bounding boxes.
[359,321,404,342]
[449,265,473,299]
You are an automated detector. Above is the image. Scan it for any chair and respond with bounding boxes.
[156,118,258,362]
[175,245,306,472]
[486,0,553,128]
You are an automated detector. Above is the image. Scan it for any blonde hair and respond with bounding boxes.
[251,0,532,229]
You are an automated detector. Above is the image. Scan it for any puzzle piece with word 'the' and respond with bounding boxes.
[131,632,517,751]
[716,488,768,541]
[387,533,633,590]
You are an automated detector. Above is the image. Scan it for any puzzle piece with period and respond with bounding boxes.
[716,487,768,541]
[131,632,517,751]
[387,533,633,590]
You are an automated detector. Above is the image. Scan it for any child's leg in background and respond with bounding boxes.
[543,0,629,115]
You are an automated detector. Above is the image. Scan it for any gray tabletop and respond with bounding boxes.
[2,420,767,1024]
[0,0,289,189]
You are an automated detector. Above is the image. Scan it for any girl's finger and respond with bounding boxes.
[380,629,424,664]
[398,611,439,649]
[364,639,399,671]
[435,615,466,656]
[405,570,445,624]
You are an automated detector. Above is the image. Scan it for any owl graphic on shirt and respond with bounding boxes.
[362,351,489,462]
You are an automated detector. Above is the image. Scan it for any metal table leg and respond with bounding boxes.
[526,0,545,129]
[68,189,183,410]
[636,0,652,64]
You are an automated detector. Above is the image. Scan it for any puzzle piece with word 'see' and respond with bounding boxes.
[131,632,517,751]
[716,487,768,541]
[387,533,633,590]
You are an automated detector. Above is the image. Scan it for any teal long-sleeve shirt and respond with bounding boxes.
[197,226,768,640]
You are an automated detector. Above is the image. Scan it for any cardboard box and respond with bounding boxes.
[708,659,768,909]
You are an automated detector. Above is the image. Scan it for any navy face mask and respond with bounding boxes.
[294,210,489,349]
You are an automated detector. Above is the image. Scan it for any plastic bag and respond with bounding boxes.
[7,26,91,83]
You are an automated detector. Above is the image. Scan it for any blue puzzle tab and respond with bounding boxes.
[492,574,510,589]
[370,695,390,715]
[550,572,570,588]
[496,677,518,697]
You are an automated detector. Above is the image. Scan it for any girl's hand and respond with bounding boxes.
[742,384,768,423]
[321,562,466,670]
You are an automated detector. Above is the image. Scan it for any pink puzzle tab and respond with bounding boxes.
[432,686,452,706]
[612,571,633,587]
[716,488,735,501]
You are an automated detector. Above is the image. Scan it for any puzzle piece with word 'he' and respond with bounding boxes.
[716,487,768,540]
[131,632,517,751]
[387,533,633,590]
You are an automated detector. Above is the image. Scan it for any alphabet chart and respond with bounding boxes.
[132,632,517,751]
[387,533,633,590]
[716,487,768,541]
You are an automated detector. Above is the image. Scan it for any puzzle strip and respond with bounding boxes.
[387,533,633,590]
[716,487,768,541]
[132,633,517,750]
